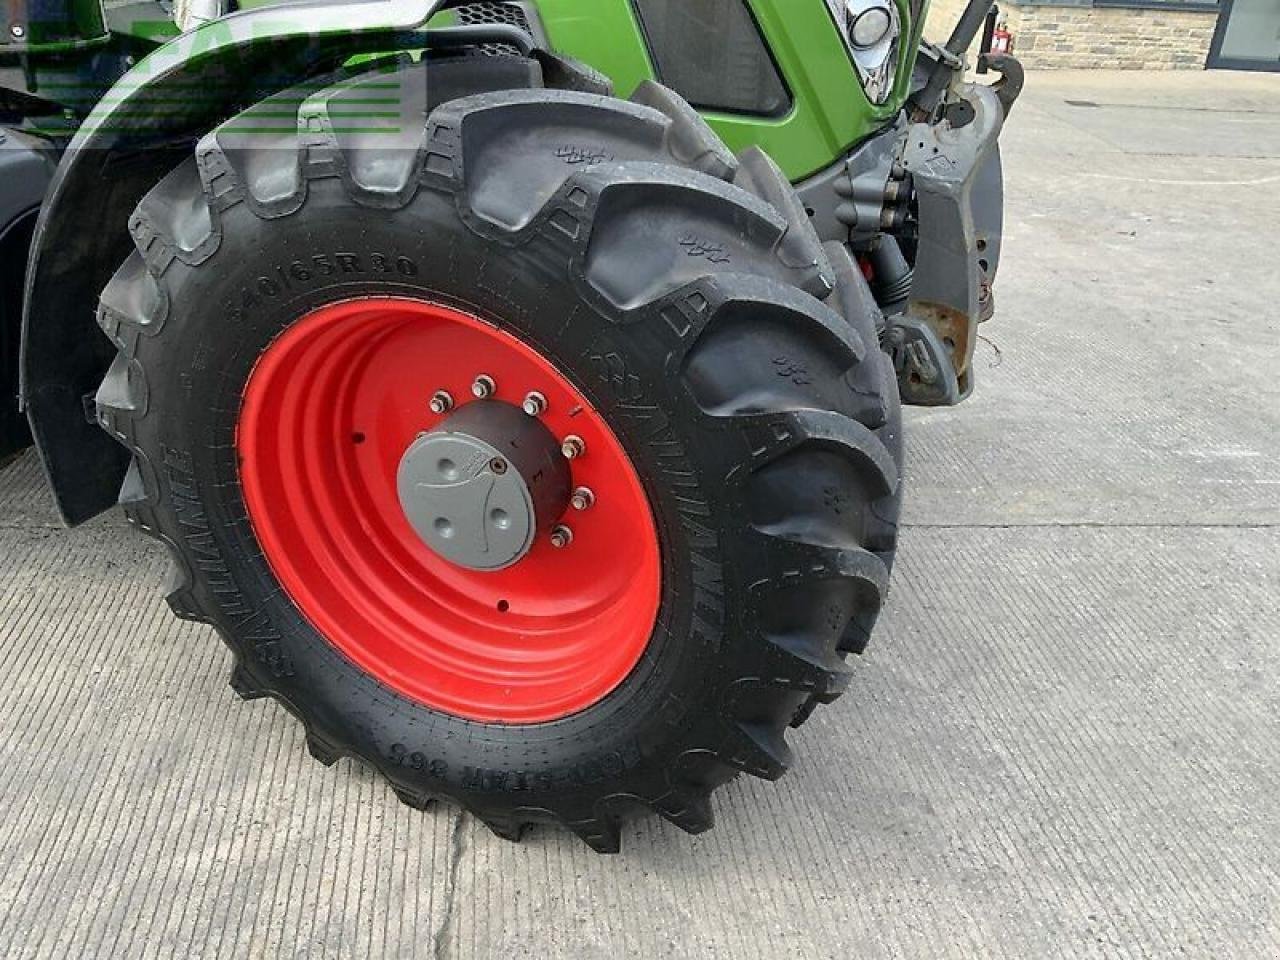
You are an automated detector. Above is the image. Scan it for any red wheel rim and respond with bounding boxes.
[236,298,661,723]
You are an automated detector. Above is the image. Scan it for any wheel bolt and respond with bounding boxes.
[471,374,496,399]
[561,435,585,460]
[570,486,595,511]
[429,390,454,415]
[522,391,547,417]
[550,525,574,549]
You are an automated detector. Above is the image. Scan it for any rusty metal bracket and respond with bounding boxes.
[892,81,1006,404]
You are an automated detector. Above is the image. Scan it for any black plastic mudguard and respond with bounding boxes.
[21,0,445,524]
[0,128,57,460]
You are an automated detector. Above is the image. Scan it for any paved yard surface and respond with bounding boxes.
[2,70,1279,959]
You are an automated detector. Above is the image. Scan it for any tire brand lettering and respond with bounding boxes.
[162,444,294,678]
[587,346,725,656]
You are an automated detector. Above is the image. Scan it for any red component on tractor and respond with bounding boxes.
[237,299,661,723]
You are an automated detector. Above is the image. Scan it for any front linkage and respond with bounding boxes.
[800,0,1024,405]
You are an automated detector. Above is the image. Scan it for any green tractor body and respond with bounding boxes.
[0,0,1021,848]
[9,0,924,178]
[450,0,924,181]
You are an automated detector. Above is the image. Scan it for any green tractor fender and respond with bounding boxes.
[21,0,448,524]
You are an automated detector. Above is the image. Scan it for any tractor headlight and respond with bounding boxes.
[850,7,893,48]
[824,0,902,105]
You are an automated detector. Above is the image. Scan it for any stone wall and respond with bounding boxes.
[924,0,980,40]
[923,0,1219,70]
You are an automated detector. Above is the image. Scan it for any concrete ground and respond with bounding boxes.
[2,69,1279,959]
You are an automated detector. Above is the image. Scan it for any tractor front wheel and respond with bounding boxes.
[95,57,901,850]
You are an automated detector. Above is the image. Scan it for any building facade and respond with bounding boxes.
[926,0,1280,72]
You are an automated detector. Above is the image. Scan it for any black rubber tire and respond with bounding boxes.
[95,54,902,852]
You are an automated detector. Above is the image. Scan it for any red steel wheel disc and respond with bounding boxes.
[236,298,662,723]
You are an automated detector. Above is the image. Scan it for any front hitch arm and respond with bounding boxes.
[892,78,1014,405]
[980,51,1025,118]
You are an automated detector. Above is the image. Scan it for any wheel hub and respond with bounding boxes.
[397,401,571,571]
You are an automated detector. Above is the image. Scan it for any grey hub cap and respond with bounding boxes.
[397,401,571,571]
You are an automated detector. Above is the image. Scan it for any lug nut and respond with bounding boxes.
[550,525,574,549]
[428,390,454,415]
[570,486,595,511]
[522,391,547,417]
[471,374,496,400]
[561,435,585,460]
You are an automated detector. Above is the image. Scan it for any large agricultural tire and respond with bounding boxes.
[95,53,902,852]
